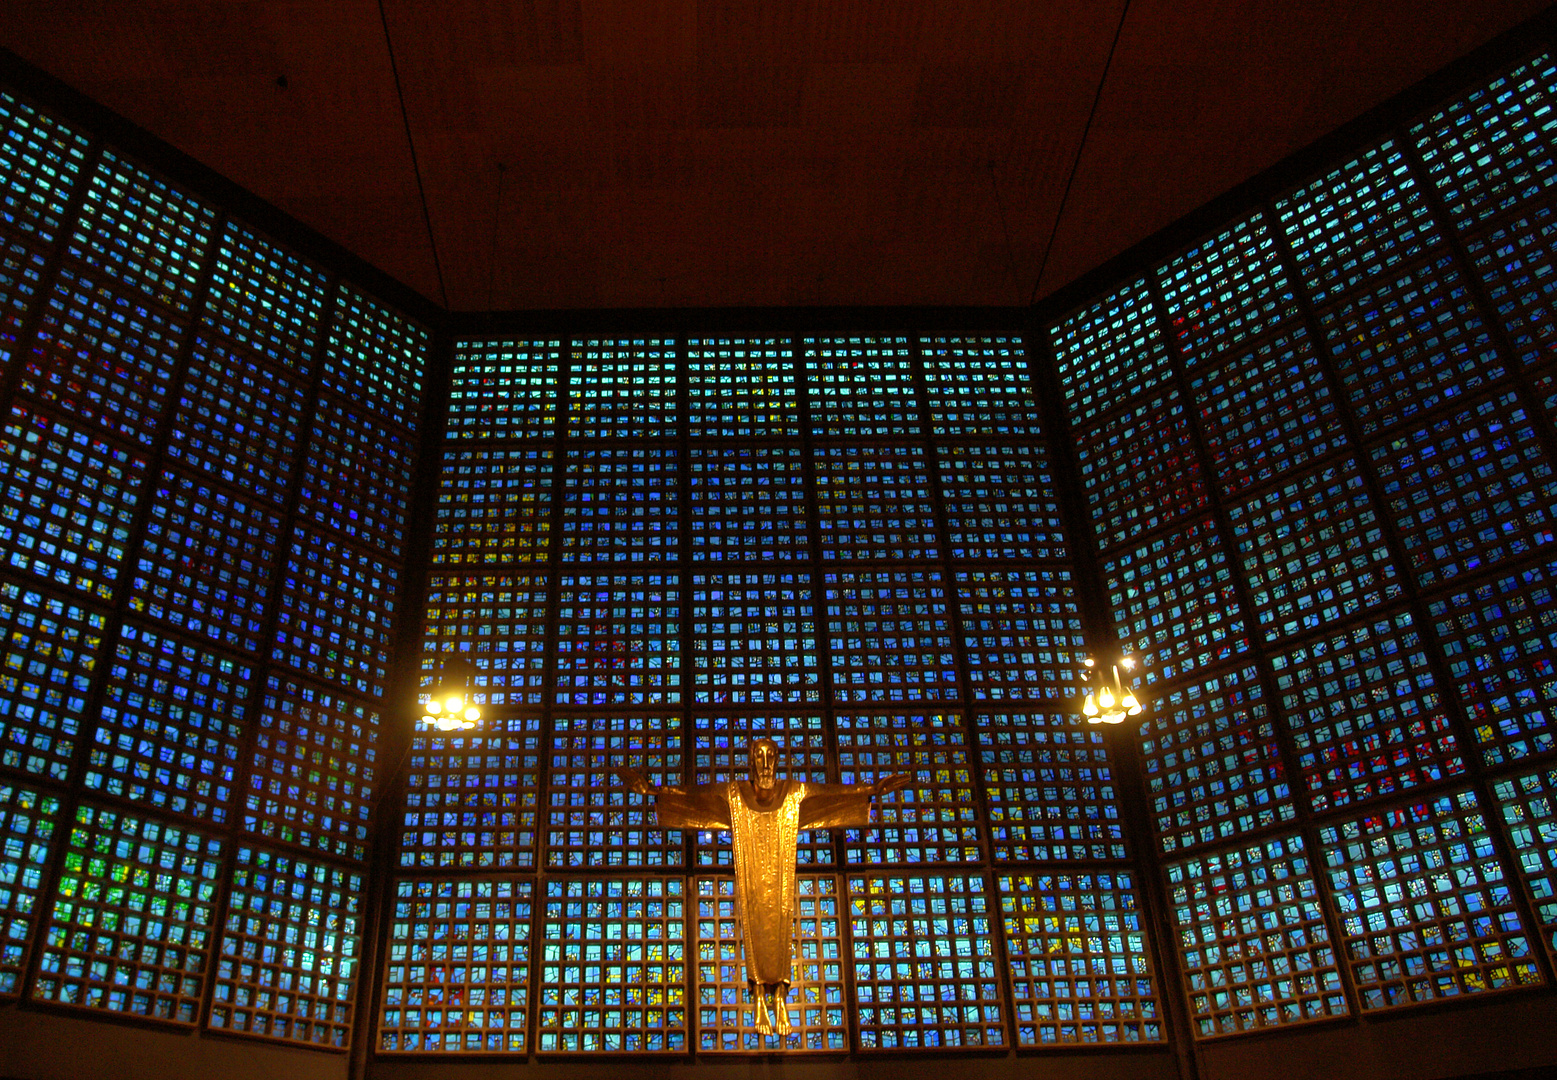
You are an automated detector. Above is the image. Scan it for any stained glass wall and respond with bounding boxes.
[0,86,428,1051]
[1054,47,1557,1042]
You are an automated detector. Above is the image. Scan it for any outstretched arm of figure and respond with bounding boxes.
[612,766,732,832]
[798,773,918,830]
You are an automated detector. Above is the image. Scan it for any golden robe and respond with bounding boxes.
[653,779,872,987]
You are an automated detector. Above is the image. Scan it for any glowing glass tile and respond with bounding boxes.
[696,875,847,1051]
[1188,326,1349,497]
[1412,53,1557,230]
[974,710,1124,861]
[299,395,416,555]
[0,578,104,780]
[1075,387,1209,552]
[836,711,981,865]
[997,872,1161,1045]
[401,717,543,870]
[1158,212,1298,367]
[554,573,681,706]
[1493,767,1557,962]
[0,236,45,370]
[802,337,919,436]
[244,675,378,863]
[846,873,1004,1049]
[210,846,362,1047]
[272,526,398,698]
[0,91,90,243]
[1319,791,1541,1008]
[688,445,809,562]
[956,568,1082,703]
[1466,202,1557,367]
[921,336,1042,436]
[421,573,549,707]
[1165,834,1346,1036]
[567,340,676,438]
[690,713,833,868]
[546,713,683,868]
[561,446,678,563]
[0,782,60,994]
[127,468,283,653]
[379,878,534,1052]
[321,285,429,432]
[815,444,938,561]
[32,804,221,1022]
[1427,557,1557,767]
[936,443,1067,561]
[0,403,149,601]
[1051,277,1172,424]
[447,339,562,440]
[205,222,327,375]
[692,572,819,704]
[1371,391,1557,588]
[1105,518,1250,686]
[1275,140,1440,304]
[537,877,687,1052]
[22,263,184,446]
[68,151,215,313]
[1317,253,1503,436]
[165,336,307,507]
[824,569,958,704]
[1227,456,1401,643]
[1271,609,1463,814]
[433,447,553,566]
[687,338,798,436]
[87,620,252,823]
[1139,665,1294,855]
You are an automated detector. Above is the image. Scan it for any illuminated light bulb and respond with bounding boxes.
[426,699,442,714]
[464,706,481,723]
[1120,656,1135,670]
[1122,690,1141,715]
[444,695,465,713]
[1082,692,1100,717]
[1097,687,1116,710]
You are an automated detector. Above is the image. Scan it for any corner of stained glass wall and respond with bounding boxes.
[0,85,429,1049]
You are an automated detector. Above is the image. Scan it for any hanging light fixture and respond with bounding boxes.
[1081,653,1144,725]
[420,657,481,732]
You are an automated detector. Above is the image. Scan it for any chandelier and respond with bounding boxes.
[420,657,482,731]
[1081,653,1144,724]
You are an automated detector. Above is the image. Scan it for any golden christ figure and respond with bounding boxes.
[616,738,912,1038]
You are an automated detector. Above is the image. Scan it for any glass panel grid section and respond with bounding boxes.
[1051,277,1172,424]
[321,285,428,432]
[561,447,678,563]
[32,804,222,1022]
[400,717,543,871]
[824,569,957,704]
[936,443,1067,561]
[815,444,938,561]
[210,846,362,1047]
[447,339,562,440]
[1319,791,1541,1009]
[686,338,797,436]
[1140,666,1295,855]
[0,235,45,369]
[433,447,553,567]
[1157,213,1298,367]
[974,710,1125,861]
[1271,609,1463,815]
[0,781,61,994]
[379,878,534,1053]
[1165,834,1347,1036]
[554,573,681,706]
[298,395,416,556]
[68,150,215,313]
[1370,390,1557,589]
[997,871,1161,1045]
[546,714,684,868]
[0,578,105,780]
[692,572,819,704]
[567,340,677,438]
[836,711,982,865]
[272,526,398,698]
[1493,766,1557,964]
[688,446,809,562]
[22,262,185,446]
[920,337,1042,436]
[1075,388,1210,552]
[695,875,847,1051]
[88,621,253,824]
[956,568,1082,703]
[1465,201,1557,367]
[802,337,918,436]
[205,222,327,375]
[422,573,549,707]
[845,873,1004,1050]
[0,90,90,244]
[537,877,687,1052]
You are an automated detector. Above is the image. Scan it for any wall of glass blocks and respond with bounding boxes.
[1054,44,1557,1044]
[0,84,427,1053]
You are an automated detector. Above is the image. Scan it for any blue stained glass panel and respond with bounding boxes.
[1158,212,1298,367]
[1051,277,1172,424]
[687,338,797,436]
[321,285,429,432]
[206,222,328,374]
[0,90,90,243]
[299,393,416,556]
[400,716,543,870]
[272,526,399,698]
[1465,202,1557,367]
[0,782,60,994]
[802,337,919,436]
[921,336,1042,436]
[0,235,46,369]
[447,339,561,440]
[0,579,104,780]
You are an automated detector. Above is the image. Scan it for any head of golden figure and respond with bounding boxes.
[749,738,779,791]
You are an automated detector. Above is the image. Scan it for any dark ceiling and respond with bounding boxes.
[1,1,1547,312]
